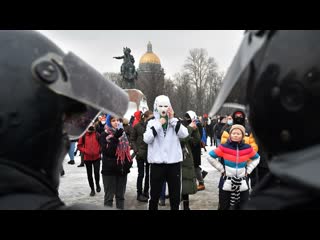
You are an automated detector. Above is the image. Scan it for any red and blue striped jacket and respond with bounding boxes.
[208,139,260,178]
[208,139,260,191]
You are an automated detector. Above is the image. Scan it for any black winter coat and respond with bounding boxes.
[0,161,64,209]
[191,123,202,167]
[100,131,132,176]
[130,120,148,161]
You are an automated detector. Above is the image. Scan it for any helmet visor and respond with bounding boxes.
[32,52,129,140]
[209,30,273,117]
[63,105,101,140]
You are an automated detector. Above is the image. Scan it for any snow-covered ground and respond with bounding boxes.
[58,144,220,210]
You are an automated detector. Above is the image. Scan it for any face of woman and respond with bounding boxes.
[111,118,118,129]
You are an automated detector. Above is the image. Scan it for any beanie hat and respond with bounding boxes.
[123,118,129,125]
[230,124,245,137]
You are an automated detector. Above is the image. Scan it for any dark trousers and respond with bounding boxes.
[182,194,190,210]
[136,157,150,196]
[149,162,181,210]
[84,159,101,191]
[218,189,249,210]
[80,152,84,165]
[102,175,127,210]
[160,182,166,200]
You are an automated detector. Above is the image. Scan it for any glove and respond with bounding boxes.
[118,122,123,129]
[114,128,124,138]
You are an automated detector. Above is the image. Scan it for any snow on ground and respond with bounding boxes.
[59,143,220,210]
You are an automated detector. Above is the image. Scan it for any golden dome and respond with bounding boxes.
[140,52,161,64]
[139,41,161,65]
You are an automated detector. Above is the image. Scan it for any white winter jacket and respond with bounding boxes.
[143,117,189,164]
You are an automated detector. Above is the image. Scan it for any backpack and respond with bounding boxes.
[81,132,100,145]
[79,132,101,154]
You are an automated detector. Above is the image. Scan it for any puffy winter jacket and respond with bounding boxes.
[180,126,200,195]
[208,139,260,192]
[144,117,189,164]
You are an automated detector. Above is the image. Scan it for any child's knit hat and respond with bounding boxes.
[230,124,245,137]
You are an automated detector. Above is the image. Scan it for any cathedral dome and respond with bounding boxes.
[139,41,161,65]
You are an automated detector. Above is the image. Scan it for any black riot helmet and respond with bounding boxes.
[210,30,320,155]
[0,30,128,188]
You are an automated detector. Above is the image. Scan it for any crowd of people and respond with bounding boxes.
[1,30,319,210]
[62,95,268,210]
[63,97,213,210]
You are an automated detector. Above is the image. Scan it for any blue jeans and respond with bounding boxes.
[68,142,76,161]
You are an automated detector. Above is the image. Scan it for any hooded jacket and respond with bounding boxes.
[132,111,142,127]
[180,125,200,195]
[130,119,148,160]
[143,96,189,164]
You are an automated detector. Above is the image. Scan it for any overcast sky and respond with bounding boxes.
[37,30,244,79]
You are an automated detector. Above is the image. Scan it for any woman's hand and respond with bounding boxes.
[167,107,174,119]
[159,118,167,125]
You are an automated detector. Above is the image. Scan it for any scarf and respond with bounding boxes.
[104,125,132,165]
[160,116,168,136]
[229,176,247,208]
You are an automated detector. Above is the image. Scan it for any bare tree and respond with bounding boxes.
[131,48,223,116]
[204,71,224,114]
[163,77,179,114]
[173,72,195,116]
[183,49,218,115]
[103,72,122,87]
[136,64,164,111]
